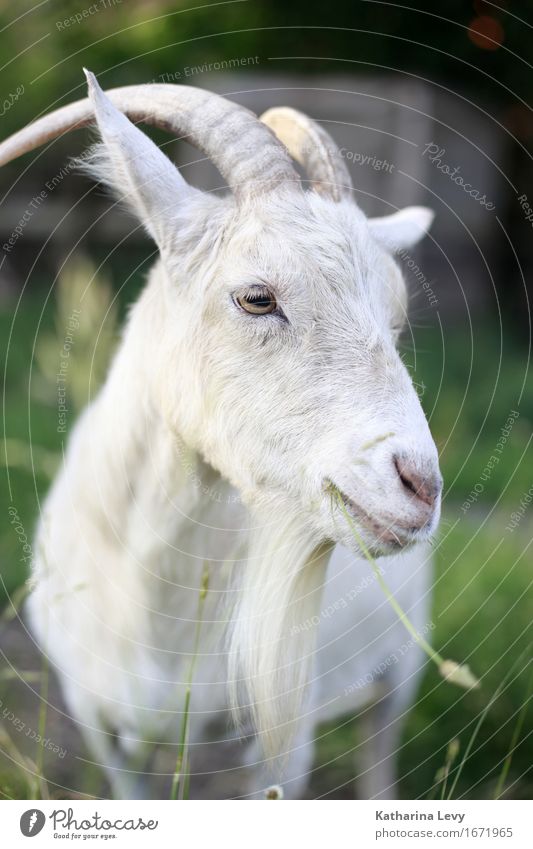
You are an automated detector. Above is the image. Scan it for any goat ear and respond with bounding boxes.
[83,69,193,250]
[368,206,434,252]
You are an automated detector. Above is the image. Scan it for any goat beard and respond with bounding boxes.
[227,501,333,763]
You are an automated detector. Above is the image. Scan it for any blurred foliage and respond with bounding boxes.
[0,1,532,138]
[34,254,118,412]
[0,260,119,602]
[403,323,533,508]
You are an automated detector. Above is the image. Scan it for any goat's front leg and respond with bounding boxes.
[356,692,403,800]
[104,744,157,800]
[355,647,426,800]
[59,680,154,799]
[78,721,156,800]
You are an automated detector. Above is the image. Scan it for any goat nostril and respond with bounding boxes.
[394,455,441,507]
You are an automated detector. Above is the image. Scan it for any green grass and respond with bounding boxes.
[1,293,58,603]
[406,320,533,503]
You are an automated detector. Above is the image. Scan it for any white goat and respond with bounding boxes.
[0,71,442,799]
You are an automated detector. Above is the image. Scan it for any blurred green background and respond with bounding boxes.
[0,0,532,800]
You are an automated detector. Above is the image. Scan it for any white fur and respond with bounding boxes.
[27,77,441,799]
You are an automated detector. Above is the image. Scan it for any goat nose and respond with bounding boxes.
[394,455,442,507]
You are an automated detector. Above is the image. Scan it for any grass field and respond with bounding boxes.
[0,266,531,799]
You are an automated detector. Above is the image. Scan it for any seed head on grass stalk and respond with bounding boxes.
[265,784,284,799]
[327,484,480,691]
[436,738,460,800]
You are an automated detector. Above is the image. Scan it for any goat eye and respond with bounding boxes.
[235,286,277,315]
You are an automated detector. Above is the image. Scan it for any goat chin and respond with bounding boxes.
[227,503,332,759]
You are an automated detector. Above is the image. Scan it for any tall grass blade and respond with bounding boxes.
[439,739,460,800]
[493,660,533,799]
[34,649,49,800]
[170,563,209,801]
[447,647,531,800]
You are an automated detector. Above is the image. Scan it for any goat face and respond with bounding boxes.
[80,74,441,557]
[163,188,442,556]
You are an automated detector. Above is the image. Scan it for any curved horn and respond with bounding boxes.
[0,81,300,201]
[260,106,353,202]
